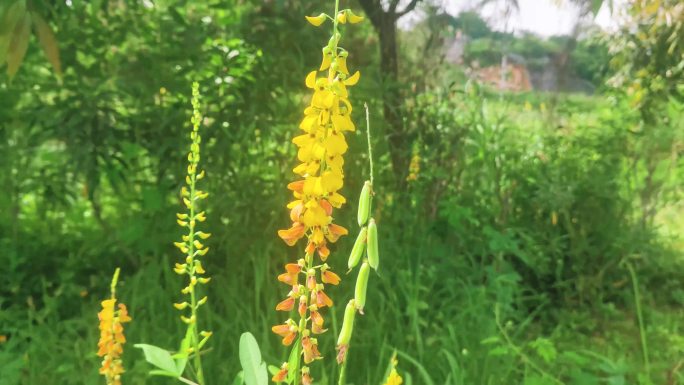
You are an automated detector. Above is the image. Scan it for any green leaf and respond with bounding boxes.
[134,344,182,377]
[31,12,61,76]
[232,371,245,385]
[6,8,30,78]
[239,332,268,385]
[286,339,301,384]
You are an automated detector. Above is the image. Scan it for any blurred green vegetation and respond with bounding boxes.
[0,1,683,385]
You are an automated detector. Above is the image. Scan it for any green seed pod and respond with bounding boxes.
[348,227,367,270]
[354,262,370,312]
[357,181,371,226]
[337,300,356,346]
[367,218,379,271]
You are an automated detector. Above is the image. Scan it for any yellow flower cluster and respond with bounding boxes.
[97,295,131,385]
[273,5,363,384]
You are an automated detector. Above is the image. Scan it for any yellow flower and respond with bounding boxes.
[384,369,403,385]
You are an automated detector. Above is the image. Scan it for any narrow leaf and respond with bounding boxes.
[6,10,31,78]
[31,12,61,76]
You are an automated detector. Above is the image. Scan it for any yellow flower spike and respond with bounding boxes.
[347,9,365,23]
[306,13,327,27]
[97,268,132,385]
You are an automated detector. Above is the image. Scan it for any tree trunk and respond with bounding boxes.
[377,17,409,185]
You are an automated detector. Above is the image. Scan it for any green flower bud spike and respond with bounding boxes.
[367,218,379,271]
[347,227,367,271]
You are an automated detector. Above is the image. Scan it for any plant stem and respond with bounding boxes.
[364,103,374,186]
[626,261,650,376]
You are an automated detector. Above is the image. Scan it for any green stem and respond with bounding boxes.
[364,103,374,186]
[625,261,650,376]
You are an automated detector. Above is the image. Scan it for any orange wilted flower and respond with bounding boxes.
[97,269,131,385]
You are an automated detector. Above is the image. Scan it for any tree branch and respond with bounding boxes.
[390,0,401,13]
[357,0,383,29]
[397,0,421,18]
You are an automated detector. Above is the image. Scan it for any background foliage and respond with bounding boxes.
[0,1,682,385]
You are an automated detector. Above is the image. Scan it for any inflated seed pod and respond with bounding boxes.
[357,181,371,226]
[367,218,379,271]
[337,299,356,346]
[354,262,370,312]
[347,227,367,270]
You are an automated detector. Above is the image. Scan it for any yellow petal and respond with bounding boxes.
[336,56,349,75]
[332,114,355,132]
[344,71,361,86]
[337,11,347,24]
[305,71,317,88]
[320,49,332,71]
[324,133,348,156]
[306,14,327,27]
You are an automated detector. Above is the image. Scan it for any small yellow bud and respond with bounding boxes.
[337,11,347,24]
[197,247,210,256]
[200,331,212,338]
[177,219,188,227]
[181,186,189,197]
[195,212,206,222]
[305,13,327,27]
[195,261,206,274]
[197,296,208,306]
[197,170,205,180]
[181,286,192,294]
[183,198,191,208]
[176,213,188,220]
[197,231,211,240]
[174,302,189,310]
[193,240,204,250]
[347,9,365,23]
[354,262,370,312]
[367,218,379,270]
[198,277,211,284]
[348,227,367,270]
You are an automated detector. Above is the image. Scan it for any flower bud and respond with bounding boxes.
[354,262,370,312]
[357,181,371,226]
[347,10,365,23]
[337,300,356,346]
[348,226,367,270]
[367,218,379,271]
[305,13,327,27]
